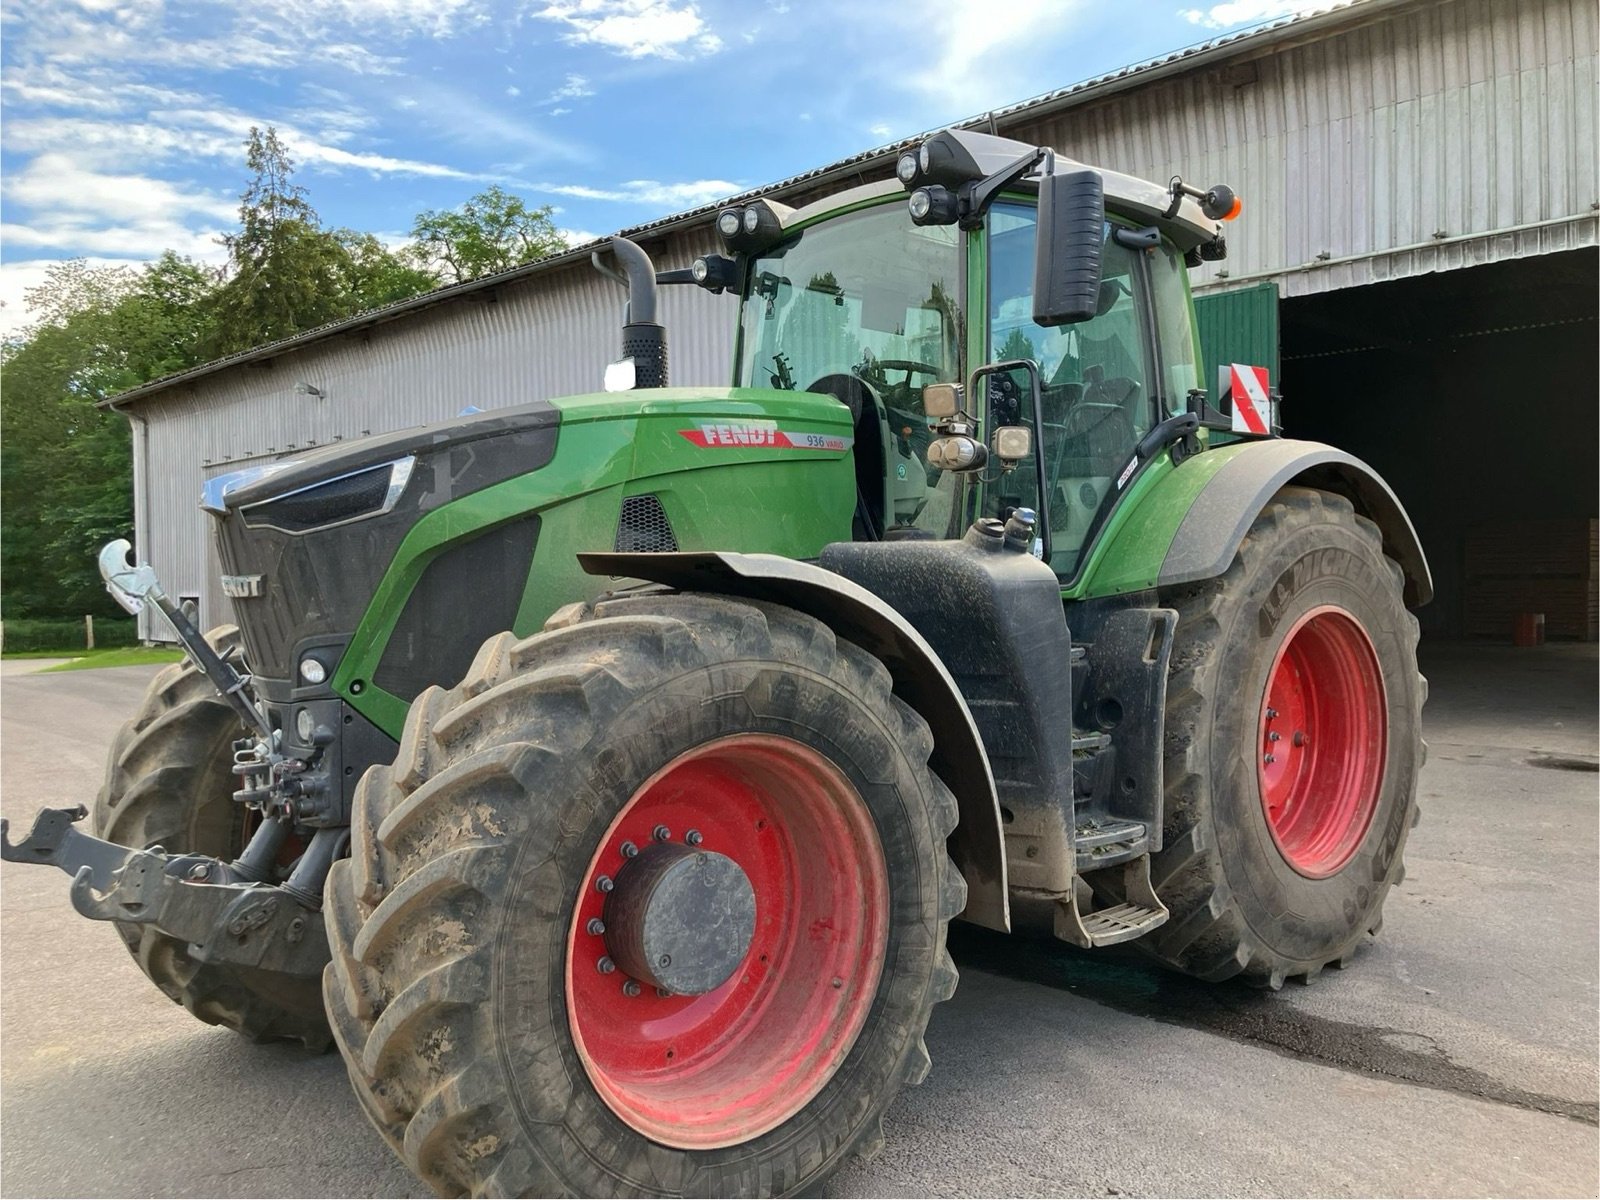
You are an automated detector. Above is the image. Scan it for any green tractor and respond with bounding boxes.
[4,129,1428,1197]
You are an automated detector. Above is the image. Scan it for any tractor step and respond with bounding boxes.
[1054,853,1169,948]
[1073,816,1149,870]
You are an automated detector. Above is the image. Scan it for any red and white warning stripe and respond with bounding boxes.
[680,420,853,452]
[1229,363,1272,435]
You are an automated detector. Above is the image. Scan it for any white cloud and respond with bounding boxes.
[4,153,237,225]
[532,0,722,60]
[920,0,1063,106]
[868,122,892,140]
[533,178,740,207]
[506,85,522,96]
[1179,0,1326,27]
[560,227,604,247]
[542,73,595,105]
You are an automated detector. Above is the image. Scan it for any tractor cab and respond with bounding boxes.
[709,127,1236,576]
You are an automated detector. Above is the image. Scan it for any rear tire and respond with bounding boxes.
[91,625,330,1047]
[323,593,964,1197]
[1146,487,1425,987]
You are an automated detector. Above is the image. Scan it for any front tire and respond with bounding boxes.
[1145,487,1425,987]
[91,625,330,1047]
[324,593,964,1197]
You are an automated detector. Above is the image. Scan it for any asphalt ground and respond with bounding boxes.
[2,643,1595,1198]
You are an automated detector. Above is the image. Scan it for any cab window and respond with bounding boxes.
[987,202,1158,577]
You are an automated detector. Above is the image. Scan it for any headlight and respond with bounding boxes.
[742,207,760,234]
[908,189,932,220]
[896,152,918,184]
[299,656,327,684]
[294,707,316,743]
[716,210,741,238]
[691,257,709,283]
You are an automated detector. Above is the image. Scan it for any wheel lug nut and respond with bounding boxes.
[622,980,641,997]
[656,986,672,998]
[595,875,614,893]
[587,918,606,936]
[652,824,671,842]
[1264,753,1276,764]
[1267,708,1279,719]
[620,840,638,858]
[685,829,703,846]
[1268,731,1281,742]
[597,957,616,975]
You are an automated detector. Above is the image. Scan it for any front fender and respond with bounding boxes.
[580,550,1010,933]
[1078,439,1432,607]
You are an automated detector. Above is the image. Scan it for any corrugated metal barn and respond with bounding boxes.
[109,0,1598,642]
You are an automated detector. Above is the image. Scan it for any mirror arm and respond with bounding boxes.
[971,359,1052,564]
[958,147,1050,230]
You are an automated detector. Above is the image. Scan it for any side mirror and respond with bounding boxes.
[993,425,1032,464]
[1032,168,1105,328]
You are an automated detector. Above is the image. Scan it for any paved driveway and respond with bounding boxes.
[2,647,1595,1198]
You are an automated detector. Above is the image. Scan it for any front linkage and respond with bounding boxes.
[0,540,336,976]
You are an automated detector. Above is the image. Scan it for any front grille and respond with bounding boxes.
[241,464,394,533]
[615,494,678,553]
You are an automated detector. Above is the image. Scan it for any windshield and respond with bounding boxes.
[736,205,962,394]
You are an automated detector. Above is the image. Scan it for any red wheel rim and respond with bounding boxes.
[566,734,889,1149]
[1258,605,1387,878]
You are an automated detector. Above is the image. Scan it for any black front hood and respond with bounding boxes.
[211,400,560,682]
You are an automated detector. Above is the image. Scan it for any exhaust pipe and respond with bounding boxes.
[607,237,668,389]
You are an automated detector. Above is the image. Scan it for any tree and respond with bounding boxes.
[997,325,1039,366]
[410,186,566,284]
[206,128,350,355]
[335,230,438,311]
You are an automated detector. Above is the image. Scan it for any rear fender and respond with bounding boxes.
[579,550,1010,933]
[1080,439,1432,607]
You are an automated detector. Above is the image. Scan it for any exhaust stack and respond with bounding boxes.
[608,237,668,389]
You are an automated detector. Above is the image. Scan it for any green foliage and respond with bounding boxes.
[410,185,566,283]
[2,256,218,618]
[1,617,139,653]
[1,125,563,621]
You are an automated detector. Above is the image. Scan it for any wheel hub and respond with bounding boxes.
[602,843,756,995]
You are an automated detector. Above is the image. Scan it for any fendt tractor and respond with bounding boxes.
[4,129,1429,1197]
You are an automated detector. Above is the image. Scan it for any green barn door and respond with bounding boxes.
[1194,282,1280,387]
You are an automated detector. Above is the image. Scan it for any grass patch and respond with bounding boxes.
[34,647,186,672]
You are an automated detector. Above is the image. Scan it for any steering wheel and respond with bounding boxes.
[861,359,942,396]
[1063,376,1142,440]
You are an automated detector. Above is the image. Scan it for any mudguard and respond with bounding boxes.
[579,550,1010,933]
[1079,439,1432,607]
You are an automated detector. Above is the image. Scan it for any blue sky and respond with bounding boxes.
[0,0,1324,334]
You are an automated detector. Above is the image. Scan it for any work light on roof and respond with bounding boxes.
[896,153,918,184]
[716,209,742,238]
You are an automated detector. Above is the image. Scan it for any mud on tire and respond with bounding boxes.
[91,625,330,1047]
[323,593,965,1197]
[1145,487,1426,988]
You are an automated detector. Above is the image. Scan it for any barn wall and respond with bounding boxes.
[1006,0,1597,297]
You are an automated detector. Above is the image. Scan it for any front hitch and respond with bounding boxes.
[1,806,329,975]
